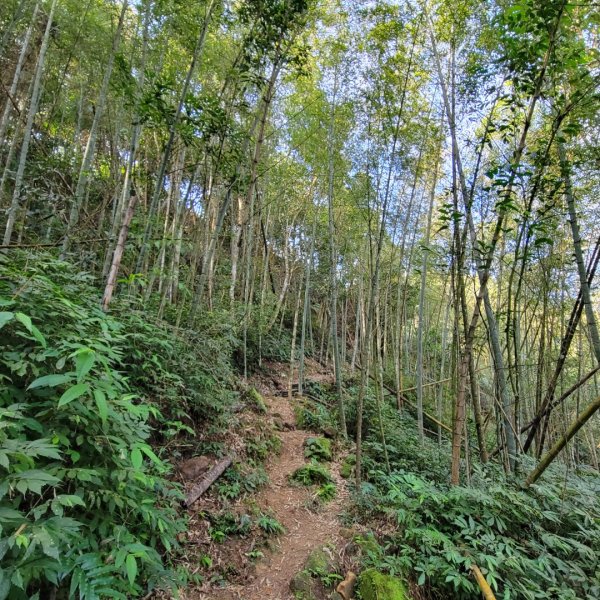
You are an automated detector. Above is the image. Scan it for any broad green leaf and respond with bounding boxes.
[30,324,47,348]
[131,447,143,470]
[58,383,89,407]
[140,445,163,467]
[0,312,14,330]
[74,348,95,381]
[93,389,108,423]
[125,554,137,586]
[15,312,32,332]
[28,373,71,390]
[12,470,61,495]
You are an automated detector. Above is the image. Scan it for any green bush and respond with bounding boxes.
[355,396,600,600]
[0,253,185,598]
[304,437,332,461]
[290,463,333,486]
[315,482,336,502]
[294,401,334,433]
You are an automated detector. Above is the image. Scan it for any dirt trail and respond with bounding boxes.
[195,393,348,600]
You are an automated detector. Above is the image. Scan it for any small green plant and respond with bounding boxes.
[245,549,265,561]
[245,387,267,413]
[316,482,337,502]
[340,453,356,478]
[245,430,282,460]
[209,529,226,543]
[257,513,285,535]
[199,554,213,568]
[304,436,332,461]
[316,571,343,588]
[208,511,252,538]
[290,462,333,486]
[294,402,334,433]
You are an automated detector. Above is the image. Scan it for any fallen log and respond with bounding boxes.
[184,456,233,507]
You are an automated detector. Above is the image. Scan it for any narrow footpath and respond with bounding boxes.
[195,392,349,600]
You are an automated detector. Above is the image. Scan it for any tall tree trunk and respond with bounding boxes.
[326,68,347,438]
[60,0,128,255]
[102,193,137,310]
[299,216,316,396]
[3,0,57,246]
[135,0,216,273]
[101,0,151,279]
[416,129,440,442]
[561,144,600,364]
[0,1,40,149]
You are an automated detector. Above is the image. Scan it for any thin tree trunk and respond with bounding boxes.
[102,194,137,310]
[135,0,216,273]
[0,1,40,149]
[561,144,600,364]
[299,216,316,395]
[60,0,128,255]
[326,68,347,437]
[416,129,440,442]
[3,0,56,246]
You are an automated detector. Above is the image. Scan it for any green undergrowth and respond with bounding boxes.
[205,509,284,543]
[290,462,333,486]
[304,436,332,461]
[351,388,600,600]
[0,252,248,598]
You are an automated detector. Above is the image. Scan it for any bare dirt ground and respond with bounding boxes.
[183,365,350,600]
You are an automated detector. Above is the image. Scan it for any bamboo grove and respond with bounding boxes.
[1,0,600,490]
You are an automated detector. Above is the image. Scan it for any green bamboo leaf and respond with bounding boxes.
[126,554,137,586]
[131,447,143,469]
[93,389,108,423]
[140,444,163,467]
[15,312,33,332]
[0,311,14,330]
[58,383,89,407]
[74,348,96,381]
[28,373,72,390]
[30,324,47,348]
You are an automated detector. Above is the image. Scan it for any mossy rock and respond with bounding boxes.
[305,547,337,574]
[246,387,267,413]
[291,569,319,599]
[340,454,355,479]
[358,568,410,600]
[304,437,332,461]
[290,463,333,486]
[290,547,338,599]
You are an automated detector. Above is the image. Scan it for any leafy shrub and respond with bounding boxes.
[117,303,238,431]
[315,482,337,502]
[217,464,269,500]
[257,513,285,535]
[304,437,332,461]
[245,428,282,461]
[208,511,252,540]
[0,253,185,598]
[294,401,334,433]
[340,454,355,479]
[244,387,267,414]
[290,463,332,486]
[355,393,600,600]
